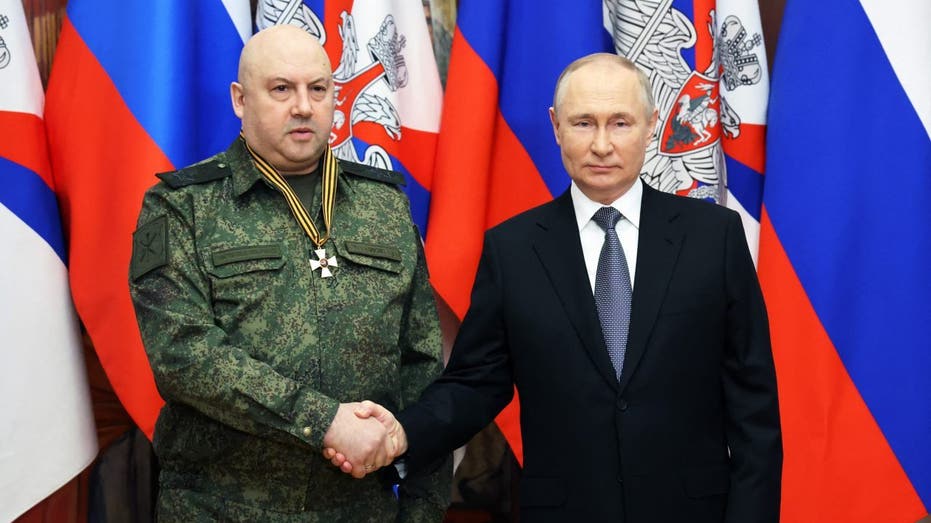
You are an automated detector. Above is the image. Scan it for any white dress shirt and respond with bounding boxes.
[570,179,641,294]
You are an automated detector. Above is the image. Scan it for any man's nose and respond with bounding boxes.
[591,127,611,156]
[292,88,313,117]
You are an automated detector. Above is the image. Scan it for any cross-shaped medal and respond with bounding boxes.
[310,248,338,278]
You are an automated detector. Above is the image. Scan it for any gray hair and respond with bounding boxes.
[552,53,655,118]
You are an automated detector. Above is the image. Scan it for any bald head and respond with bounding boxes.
[231,24,336,175]
[238,24,331,86]
[552,53,654,120]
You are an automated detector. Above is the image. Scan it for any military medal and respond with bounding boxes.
[243,134,340,278]
[310,248,338,278]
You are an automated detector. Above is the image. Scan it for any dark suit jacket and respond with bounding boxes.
[398,184,782,522]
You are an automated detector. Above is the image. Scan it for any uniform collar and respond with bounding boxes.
[227,137,355,201]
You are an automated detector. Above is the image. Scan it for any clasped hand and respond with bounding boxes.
[321,400,407,478]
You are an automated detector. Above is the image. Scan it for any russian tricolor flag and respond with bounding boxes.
[0,0,96,519]
[761,0,930,519]
[427,0,769,464]
[44,0,252,436]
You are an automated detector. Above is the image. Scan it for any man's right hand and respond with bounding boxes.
[321,402,398,479]
[322,400,407,477]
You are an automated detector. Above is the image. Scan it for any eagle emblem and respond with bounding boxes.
[605,0,764,202]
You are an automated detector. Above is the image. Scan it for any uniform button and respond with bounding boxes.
[302,426,312,437]
[217,162,227,168]
[617,399,629,411]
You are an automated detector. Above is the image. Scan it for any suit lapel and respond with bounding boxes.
[532,191,619,391]
[618,184,684,394]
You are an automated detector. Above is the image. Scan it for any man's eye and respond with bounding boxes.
[273,85,288,93]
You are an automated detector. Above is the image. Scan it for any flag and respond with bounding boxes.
[760,0,930,520]
[44,0,252,437]
[0,0,97,519]
[427,0,768,464]
[256,0,443,234]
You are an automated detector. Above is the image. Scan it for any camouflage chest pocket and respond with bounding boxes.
[205,244,287,303]
[335,239,409,298]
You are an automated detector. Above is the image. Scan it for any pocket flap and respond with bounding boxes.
[207,244,284,278]
[337,239,402,274]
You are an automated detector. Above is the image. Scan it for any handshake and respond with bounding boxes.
[321,400,406,479]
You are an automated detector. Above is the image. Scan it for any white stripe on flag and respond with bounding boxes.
[221,0,253,44]
[0,204,97,522]
[859,0,931,139]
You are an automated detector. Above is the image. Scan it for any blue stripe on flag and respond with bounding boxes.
[67,0,244,169]
[724,155,762,221]
[672,0,696,70]
[459,0,613,197]
[0,157,67,263]
[766,0,931,505]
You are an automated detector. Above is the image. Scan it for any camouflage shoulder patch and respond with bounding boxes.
[131,215,168,280]
[338,159,406,186]
[157,159,232,189]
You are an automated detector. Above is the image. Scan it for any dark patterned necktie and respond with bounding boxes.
[592,207,632,380]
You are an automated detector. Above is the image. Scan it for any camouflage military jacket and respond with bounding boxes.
[129,139,450,522]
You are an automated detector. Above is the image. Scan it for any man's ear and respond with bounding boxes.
[549,106,560,145]
[230,82,245,119]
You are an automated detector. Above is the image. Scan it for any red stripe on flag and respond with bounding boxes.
[426,28,550,320]
[45,17,170,437]
[692,0,716,73]
[353,123,437,190]
[425,28,501,319]
[0,112,52,188]
[484,113,552,230]
[322,0,354,69]
[427,29,552,463]
[758,209,925,522]
[722,122,765,174]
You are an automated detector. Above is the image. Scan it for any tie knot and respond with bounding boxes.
[592,206,622,231]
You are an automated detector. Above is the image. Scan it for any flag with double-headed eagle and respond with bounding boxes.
[0,0,97,519]
[427,0,768,464]
[44,0,252,437]
[256,0,443,234]
[761,0,931,519]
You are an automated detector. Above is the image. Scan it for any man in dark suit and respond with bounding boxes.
[329,52,782,522]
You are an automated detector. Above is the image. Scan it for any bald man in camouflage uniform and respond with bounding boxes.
[129,25,450,522]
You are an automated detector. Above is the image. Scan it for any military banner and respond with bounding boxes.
[0,0,96,519]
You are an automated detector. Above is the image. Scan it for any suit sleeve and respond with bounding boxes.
[721,211,783,523]
[397,231,516,474]
[129,188,339,450]
[395,229,452,522]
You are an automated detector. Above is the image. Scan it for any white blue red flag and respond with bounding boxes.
[256,0,443,233]
[44,0,252,436]
[761,0,931,520]
[0,0,97,519]
[427,0,768,463]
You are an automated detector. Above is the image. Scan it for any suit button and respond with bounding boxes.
[617,399,629,411]
[616,475,624,484]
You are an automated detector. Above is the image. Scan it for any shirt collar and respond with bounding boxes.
[570,178,642,232]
